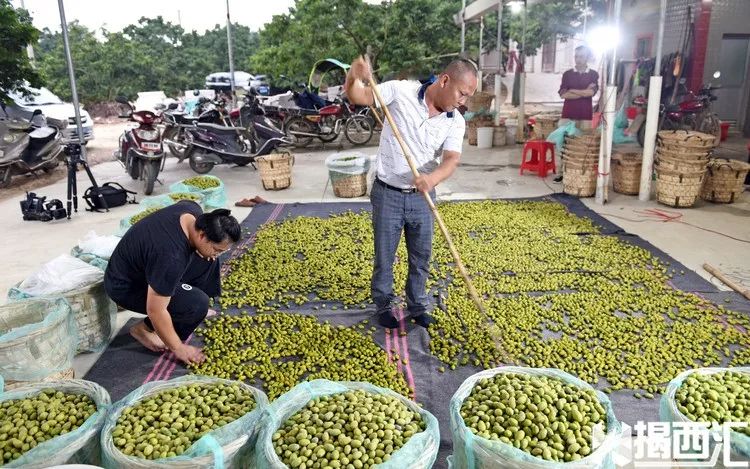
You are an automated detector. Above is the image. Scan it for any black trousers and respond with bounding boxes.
[105,253,221,340]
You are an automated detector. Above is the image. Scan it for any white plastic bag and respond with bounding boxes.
[324,151,371,176]
[15,254,103,297]
[660,367,750,462]
[1,379,111,468]
[76,231,121,259]
[101,375,268,468]
[449,367,625,469]
[255,379,440,469]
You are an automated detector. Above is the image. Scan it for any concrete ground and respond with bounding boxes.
[1,123,748,380]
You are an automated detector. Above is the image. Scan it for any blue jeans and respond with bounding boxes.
[370,179,435,316]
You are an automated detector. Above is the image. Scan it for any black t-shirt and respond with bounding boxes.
[106,201,203,297]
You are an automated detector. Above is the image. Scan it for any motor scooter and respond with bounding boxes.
[0,109,65,188]
[114,96,166,195]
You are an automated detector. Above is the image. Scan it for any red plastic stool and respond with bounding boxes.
[520,140,556,177]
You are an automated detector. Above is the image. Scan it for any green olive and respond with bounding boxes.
[674,371,750,436]
[111,382,256,460]
[168,192,201,202]
[182,176,220,190]
[461,373,607,463]
[129,207,161,224]
[0,389,97,465]
[273,389,426,468]
[191,314,412,400]
[210,201,750,399]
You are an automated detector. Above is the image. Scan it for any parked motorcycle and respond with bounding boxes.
[0,109,65,188]
[183,99,291,174]
[633,78,722,147]
[283,96,373,147]
[230,91,292,151]
[162,97,237,161]
[161,107,199,161]
[114,96,166,195]
[257,84,332,131]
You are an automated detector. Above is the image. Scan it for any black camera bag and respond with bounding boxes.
[83,182,136,212]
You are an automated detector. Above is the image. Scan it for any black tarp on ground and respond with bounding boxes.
[85,195,750,468]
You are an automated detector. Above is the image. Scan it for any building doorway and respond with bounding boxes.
[714,34,750,131]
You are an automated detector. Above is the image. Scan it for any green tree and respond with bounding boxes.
[504,0,606,57]
[376,0,464,77]
[0,0,41,101]
[250,0,466,83]
[35,16,260,104]
[36,22,104,103]
[193,23,259,73]
[27,0,602,107]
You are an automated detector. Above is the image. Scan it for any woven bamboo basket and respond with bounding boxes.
[562,147,600,158]
[257,151,294,191]
[656,167,707,207]
[656,146,712,160]
[565,134,601,146]
[533,116,559,139]
[564,135,600,148]
[0,298,76,386]
[657,129,717,148]
[63,280,117,352]
[562,154,599,167]
[564,143,599,156]
[700,158,750,203]
[659,145,714,156]
[467,119,493,145]
[331,172,368,198]
[655,154,709,172]
[611,152,643,195]
[11,279,117,353]
[563,161,598,197]
[5,367,75,391]
[466,92,494,112]
[65,280,116,353]
[563,145,599,158]
[493,125,507,147]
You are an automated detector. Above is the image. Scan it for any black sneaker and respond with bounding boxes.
[412,313,436,328]
[553,175,563,183]
[377,310,399,328]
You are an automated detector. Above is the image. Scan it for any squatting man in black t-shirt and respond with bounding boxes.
[104,201,241,365]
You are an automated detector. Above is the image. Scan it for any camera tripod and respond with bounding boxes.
[64,143,108,218]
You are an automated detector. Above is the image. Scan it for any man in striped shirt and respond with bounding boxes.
[345,57,478,328]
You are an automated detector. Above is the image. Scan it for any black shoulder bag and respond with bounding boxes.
[83,182,137,212]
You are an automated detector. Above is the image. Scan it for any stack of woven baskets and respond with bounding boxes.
[561,133,600,197]
[611,152,643,195]
[701,158,750,203]
[655,130,715,207]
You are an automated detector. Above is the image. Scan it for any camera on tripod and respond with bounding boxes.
[64,142,82,160]
[20,192,67,222]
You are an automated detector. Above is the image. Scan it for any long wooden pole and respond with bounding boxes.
[704,263,750,301]
[368,105,384,129]
[367,78,487,316]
